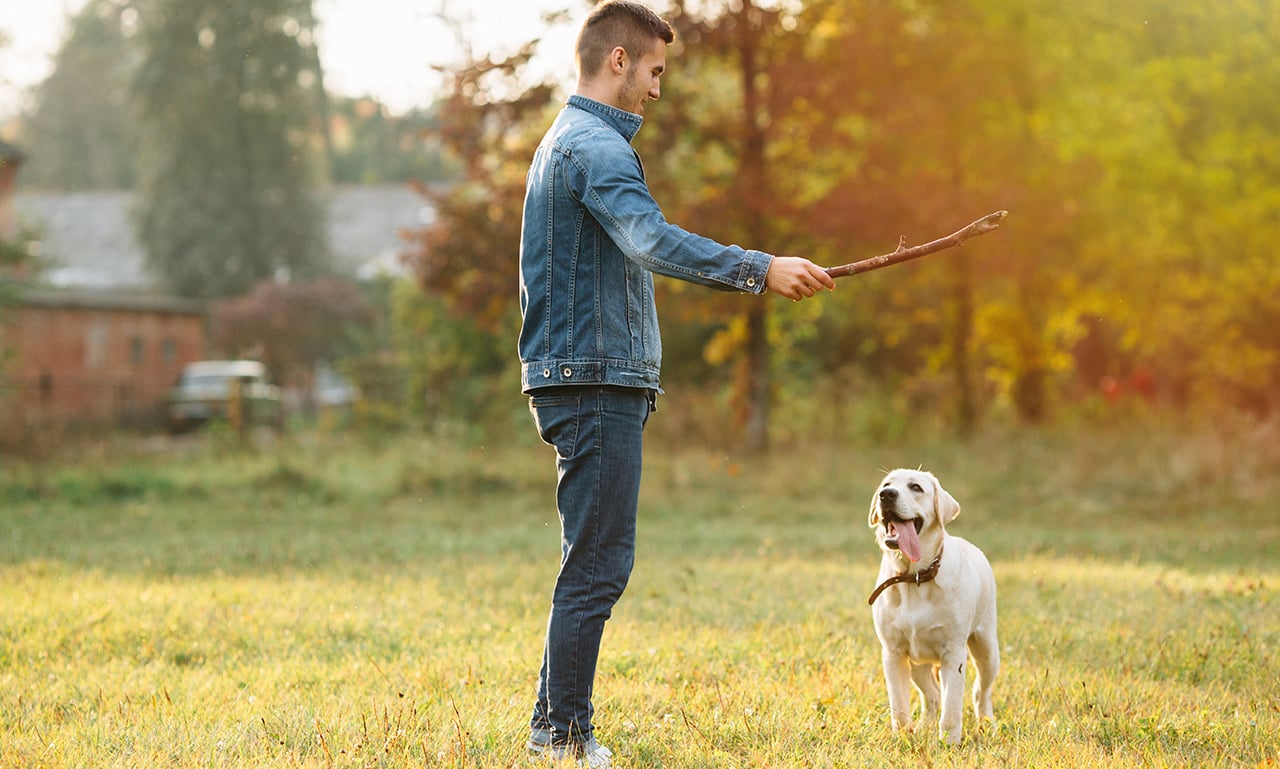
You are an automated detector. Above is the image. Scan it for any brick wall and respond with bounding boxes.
[0,291,206,429]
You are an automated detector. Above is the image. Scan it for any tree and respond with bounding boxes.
[398,32,561,423]
[664,0,783,451]
[327,97,456,185]
[403,37,556,322]
[1,224,42,306]
[1,144,41,377]
[647,0,979,441]
[1051,0,1280,414]
[211,277,375,394]
[409,0,1015,443]
[131,0,330,299]
[391,4,591,431]
[20,0,138,191]
[403,0,1280,436]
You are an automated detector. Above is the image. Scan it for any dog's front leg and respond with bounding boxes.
[882,652,915,733]
[937,654,967,744]
[910,663,940,728]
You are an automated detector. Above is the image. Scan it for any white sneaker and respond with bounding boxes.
[577,738,614,768]
[527,733,613,768]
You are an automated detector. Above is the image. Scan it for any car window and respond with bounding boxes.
[183,374,228,386]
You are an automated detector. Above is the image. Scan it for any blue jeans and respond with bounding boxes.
[528,386,653,745]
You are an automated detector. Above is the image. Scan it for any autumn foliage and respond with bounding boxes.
[211,277,375,390]
[404,0,1279,434]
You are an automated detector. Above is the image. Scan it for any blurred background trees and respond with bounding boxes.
[210,276,375,392]
[130,0,331,299]
[397,34,560,430]
[2,0,1276,443]
[404,0,1278,442]
[17,1,137,191]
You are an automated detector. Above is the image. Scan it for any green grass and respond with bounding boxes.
[1,415,1277,768]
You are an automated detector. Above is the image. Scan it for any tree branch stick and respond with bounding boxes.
[825,210,1008,278]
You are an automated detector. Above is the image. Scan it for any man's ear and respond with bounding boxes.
[610,46,627,74]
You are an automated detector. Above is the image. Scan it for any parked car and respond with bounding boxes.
[165,360,283,433]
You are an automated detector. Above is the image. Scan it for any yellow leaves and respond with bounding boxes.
[703,314,749,367]
[806,15,845,47]
[972,295,1084,409]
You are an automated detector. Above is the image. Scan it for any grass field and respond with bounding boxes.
[1,413,1277,768]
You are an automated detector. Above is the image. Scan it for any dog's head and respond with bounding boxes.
[867,469,960,563]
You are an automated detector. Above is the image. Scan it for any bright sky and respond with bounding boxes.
[0,0,585,120]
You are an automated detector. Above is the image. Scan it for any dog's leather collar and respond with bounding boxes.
[867,544,944,606]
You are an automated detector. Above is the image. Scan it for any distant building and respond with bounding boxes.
[2,179,428,436]
[3,145,207,435]
[0,289,206,432]
[13,185,429,290]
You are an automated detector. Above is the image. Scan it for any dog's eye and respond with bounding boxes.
[908,482,924,493]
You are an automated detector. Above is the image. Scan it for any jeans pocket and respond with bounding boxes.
[529,393,580,454]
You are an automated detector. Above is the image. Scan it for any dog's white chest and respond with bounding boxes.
[873,590,957,662]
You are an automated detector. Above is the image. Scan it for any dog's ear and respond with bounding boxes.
[868,487,882,528]
[932,474,961,523]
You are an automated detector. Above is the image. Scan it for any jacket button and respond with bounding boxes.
[543,368,551,378]
[746,278,757,287]
[562,367,573,377]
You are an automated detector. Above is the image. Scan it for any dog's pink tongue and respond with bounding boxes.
[893,521,923,563]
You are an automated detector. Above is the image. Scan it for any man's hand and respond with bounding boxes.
[765,256,836,301]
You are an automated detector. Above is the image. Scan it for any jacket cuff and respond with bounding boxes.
[740,250,772,294]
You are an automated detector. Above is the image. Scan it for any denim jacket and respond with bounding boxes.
[519,95,772,393]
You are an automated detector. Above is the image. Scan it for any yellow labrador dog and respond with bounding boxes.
[867,469,998,744]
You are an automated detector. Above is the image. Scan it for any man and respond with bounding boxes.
[519,1,834,764]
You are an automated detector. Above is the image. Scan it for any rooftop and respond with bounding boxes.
[0,140,25,165]
[13,184,431,290]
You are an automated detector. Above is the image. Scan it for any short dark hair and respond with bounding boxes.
[576,1,675,79]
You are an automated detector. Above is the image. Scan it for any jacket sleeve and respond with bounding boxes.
[568,131,771,294]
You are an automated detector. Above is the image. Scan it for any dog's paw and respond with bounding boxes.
[889,719,917,736]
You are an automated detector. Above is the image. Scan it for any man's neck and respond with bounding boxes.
[576,80,619,112]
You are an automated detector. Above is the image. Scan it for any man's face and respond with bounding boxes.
[617,37,666,115]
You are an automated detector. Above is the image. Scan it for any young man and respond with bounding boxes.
[519,1,834,764]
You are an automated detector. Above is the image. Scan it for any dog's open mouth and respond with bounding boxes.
[883,516,924,563]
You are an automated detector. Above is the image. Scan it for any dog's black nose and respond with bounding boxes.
[879,487,898,502]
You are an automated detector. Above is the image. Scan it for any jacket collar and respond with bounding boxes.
[567,94,644,143]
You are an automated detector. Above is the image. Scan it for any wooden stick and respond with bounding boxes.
[825,210,1008,278]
